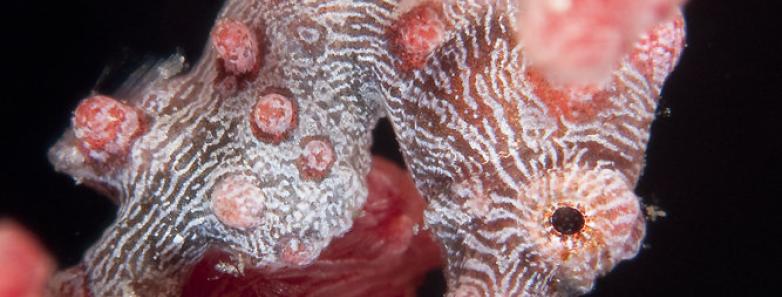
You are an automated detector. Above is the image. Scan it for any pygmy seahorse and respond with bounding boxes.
[46,0,685,296]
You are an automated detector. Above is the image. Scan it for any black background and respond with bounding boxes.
[2,0,779,296]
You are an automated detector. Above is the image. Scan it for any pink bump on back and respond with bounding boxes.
[210,175,266,230]
[279,238,315,266]
[72,95,145,163]
[211,19,260,75]
[390,3,446,70]
[297,136,336,181]
[250,92,298,144]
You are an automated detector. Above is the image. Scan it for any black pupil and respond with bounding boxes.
[551,207,585,235]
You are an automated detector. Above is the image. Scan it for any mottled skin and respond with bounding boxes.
[182,157,441,297]
[379,1,685,295]
[47,0,685,296]
[50,1,386,295]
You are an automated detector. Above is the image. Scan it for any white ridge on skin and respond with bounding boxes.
[47,0,685,296]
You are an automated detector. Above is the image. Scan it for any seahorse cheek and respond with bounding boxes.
[600,198,646,261]
[556,194,644,292]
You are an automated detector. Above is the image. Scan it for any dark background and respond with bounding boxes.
[2,0,779,296]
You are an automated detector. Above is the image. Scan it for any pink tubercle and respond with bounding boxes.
[390,3,447,70]
[279,238,315,266]
[210,175,266,230]
[182,157,441,297]
[592,192,645,257]
[250,92,298,144]
[72,95,146,163]
[297,136,336,181]
[211,19,260,75]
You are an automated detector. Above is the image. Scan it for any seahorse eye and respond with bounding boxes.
[550,206,585,235]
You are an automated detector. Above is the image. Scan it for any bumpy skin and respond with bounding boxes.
[47,0,685,296]
[182,157,441,297]
[49,1,386,295]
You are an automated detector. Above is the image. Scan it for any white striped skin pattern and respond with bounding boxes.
[46,0,684,296]
[379,1,685,296]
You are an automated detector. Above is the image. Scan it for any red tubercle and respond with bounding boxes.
[211,19,262,76]
[389,3,447,70]
[72,95,146,164]
[250,90,298,144]
[296,136,336,181]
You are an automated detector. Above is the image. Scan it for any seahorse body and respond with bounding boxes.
[47,0,684,296]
